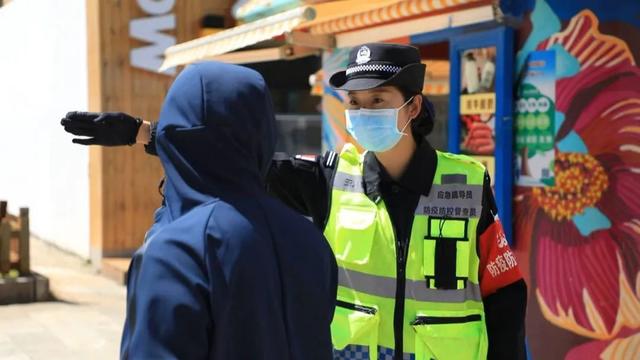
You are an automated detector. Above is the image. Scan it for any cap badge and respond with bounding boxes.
[355,46,371,65]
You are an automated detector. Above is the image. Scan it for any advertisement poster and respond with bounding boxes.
[460,47,496,181]
[516,50,556,187]
[460,47,496,158]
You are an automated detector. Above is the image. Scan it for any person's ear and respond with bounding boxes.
[408,95,422,120]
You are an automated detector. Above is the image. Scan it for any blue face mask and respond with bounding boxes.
[346,97,414,152]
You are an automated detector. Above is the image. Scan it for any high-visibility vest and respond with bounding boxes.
[324,143,488,360]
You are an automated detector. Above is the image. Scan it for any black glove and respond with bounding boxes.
[61,111,142,146]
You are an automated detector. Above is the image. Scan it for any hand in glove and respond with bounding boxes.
[61,111,142,146]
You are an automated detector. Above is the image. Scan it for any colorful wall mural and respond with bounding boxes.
[512,1,640,358]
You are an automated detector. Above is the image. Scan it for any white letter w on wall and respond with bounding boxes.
[130,14,176,75]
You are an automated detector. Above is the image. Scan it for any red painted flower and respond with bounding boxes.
[514,9,640,354]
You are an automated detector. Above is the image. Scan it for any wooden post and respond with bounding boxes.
[0,219,10,274]
[18,208,29,274]
[0,201,7,220]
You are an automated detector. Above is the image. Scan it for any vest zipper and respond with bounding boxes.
[411,314,482,326]
[393,230,409,360]
[336,300,377,315]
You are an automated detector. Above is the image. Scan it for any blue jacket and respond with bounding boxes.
[120,62,337,359]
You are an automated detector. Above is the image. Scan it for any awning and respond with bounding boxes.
[300,0,487,35]
[160,6,317,71]
[330,1,496,48]
[159,0,495,71]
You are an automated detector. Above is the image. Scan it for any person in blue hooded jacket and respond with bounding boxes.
[118,62,337,359]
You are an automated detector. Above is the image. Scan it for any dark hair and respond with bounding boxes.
[399,87,435,142]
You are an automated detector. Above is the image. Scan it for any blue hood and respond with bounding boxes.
[156,62,276,219]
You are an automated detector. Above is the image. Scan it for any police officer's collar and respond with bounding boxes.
[363,140,437,202]
[329,43,426,94]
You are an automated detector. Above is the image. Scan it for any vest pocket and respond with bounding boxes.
[411,311,487,360]
[423,217,470,290]
[333,207,377,264]
[331,299,379,359]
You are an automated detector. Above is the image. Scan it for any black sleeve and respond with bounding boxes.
[144,121,159,156]
[477,172,528,360]
[477,171,497,235]
[266,152,335,230]
[485,279,528,360]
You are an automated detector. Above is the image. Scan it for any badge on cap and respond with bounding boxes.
[355,46,371,65]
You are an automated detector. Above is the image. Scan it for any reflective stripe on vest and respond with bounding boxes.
[324,143,489,360]
[338,266,482,303]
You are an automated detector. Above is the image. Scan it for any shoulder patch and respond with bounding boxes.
[323,151,338,169]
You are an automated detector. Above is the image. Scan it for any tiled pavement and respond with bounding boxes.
[0,238,126,359]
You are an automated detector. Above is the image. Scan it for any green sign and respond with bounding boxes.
[516,50,556,187]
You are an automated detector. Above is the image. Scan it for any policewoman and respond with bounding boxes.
[270,43,526,360]
[61,43,527,360]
